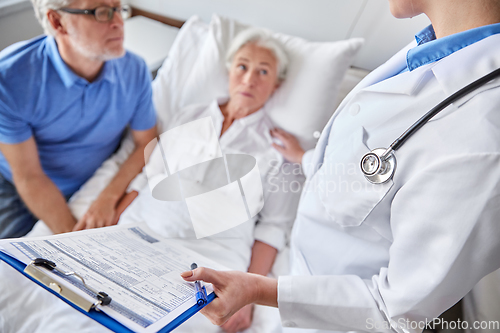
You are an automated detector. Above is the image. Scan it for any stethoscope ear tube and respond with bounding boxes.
[389,67,500,152]
[361,67,500,184]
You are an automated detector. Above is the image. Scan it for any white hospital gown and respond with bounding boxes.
[121,99,301,271]
[0,99,300,333]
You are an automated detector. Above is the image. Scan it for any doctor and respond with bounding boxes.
[181,0,500,332]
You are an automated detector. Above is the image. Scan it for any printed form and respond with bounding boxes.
[0,224,224,333]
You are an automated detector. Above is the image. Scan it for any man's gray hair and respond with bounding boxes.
[226,28,289,82]
[31,0,75,36]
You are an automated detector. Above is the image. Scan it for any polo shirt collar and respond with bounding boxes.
[45,35,116,87]
[94,60,116,84]
[46,36,81,87]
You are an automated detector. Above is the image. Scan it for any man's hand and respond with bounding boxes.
[270,128,305,164]
[113,191,139,224]
[73,194,118,231]
[73,189,139,231]
[74,127,156,231]
[221,304,254,333]
[0,138,76,234]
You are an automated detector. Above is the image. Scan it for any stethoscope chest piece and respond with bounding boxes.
[360,148,396,184]
[357,67,500,185]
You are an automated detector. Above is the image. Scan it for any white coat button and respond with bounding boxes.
[284,321,297,327]
[313,131,321,139]
[349,103,360,116]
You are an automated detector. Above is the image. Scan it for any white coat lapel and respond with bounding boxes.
[431,34,500,106]
[309,40,417,174]
[339,40,416,102]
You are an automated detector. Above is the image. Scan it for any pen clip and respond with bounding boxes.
[194,283,207,306]
[191,262,207,306]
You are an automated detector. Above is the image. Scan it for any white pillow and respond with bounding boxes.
[153,15,364,150]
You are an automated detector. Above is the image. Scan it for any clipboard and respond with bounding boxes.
[0,249,216,333]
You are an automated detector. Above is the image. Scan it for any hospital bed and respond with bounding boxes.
[2,7,497,331]
[131,11,499,333]
[0,11,371,333]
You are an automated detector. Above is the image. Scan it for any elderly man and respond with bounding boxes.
[0,0,157,238]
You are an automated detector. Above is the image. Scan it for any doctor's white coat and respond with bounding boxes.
[277,33,500,332]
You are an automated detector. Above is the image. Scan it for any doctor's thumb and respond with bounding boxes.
[181,267,222,285]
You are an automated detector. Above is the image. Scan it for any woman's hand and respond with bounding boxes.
[181,268,278,326]
[221,304,254,333]
[73,195,118,231]
[270,128,305,164]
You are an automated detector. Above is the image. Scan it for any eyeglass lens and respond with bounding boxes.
[94,6,130,22]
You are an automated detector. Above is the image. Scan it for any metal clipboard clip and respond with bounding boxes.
[24,258,112,312]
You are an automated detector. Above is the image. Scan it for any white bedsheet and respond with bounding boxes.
[0,259,283,333]
[0,133,288,333]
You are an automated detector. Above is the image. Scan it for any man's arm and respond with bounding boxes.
[0,138,76,233]
[74,126,157,230]
[113,136,173,224]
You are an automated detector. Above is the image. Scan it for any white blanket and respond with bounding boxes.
[0,132,288,333]
[0,259,283,333]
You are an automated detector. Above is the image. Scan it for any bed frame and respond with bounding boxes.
[130,6,185,28]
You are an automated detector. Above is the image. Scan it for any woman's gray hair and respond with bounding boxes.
[31,0,75,36]
[226,28,289,82]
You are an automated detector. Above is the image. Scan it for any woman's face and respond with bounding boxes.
[228,43,280,115]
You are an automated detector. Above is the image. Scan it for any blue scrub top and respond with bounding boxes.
[0,35,157,196]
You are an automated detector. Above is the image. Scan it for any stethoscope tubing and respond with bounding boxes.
[387,67,500,154]
[364,67,500,184]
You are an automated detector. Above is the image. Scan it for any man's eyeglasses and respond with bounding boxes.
[59,5,131,22]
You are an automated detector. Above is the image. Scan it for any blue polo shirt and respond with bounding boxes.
[0,35,156,196]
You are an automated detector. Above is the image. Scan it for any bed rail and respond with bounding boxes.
[130,6,185,28]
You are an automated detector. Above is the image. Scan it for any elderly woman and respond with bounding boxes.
[0,28,299,333]
[105,28,297,333]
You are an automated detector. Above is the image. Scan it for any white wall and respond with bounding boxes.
[0,0,431,70]
[0,1,43,51]
[350,1,430,70]
[128,0,430,70]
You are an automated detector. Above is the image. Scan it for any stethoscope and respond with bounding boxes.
[360,67,500,184]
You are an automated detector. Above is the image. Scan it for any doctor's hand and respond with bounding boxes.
[180,268,278,326]
[221,304,254,333]
[73,195,117,231]
[270,128,305,164]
